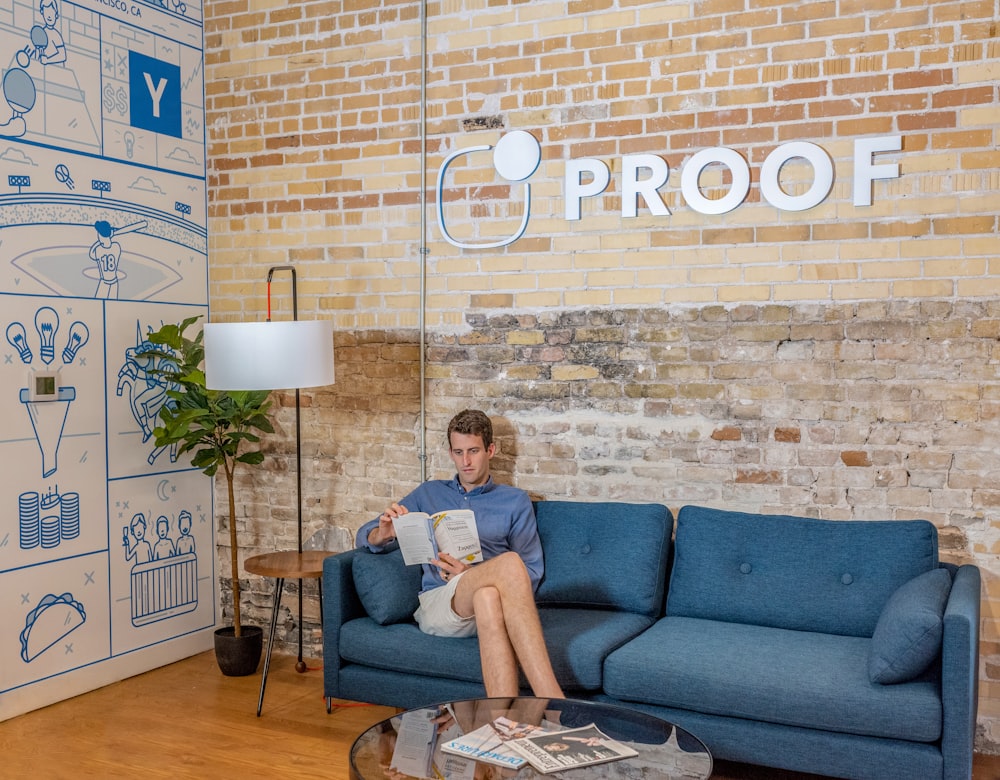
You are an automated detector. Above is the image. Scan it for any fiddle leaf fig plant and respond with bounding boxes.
[147,315,274,637]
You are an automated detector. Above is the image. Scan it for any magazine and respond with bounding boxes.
[507,723,639,774]
[389,706,472,779]
[393,509,483,566]
[389,707,439,778]
[440,716,552,769]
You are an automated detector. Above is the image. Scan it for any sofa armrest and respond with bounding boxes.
[322,548,367,701]
[942,563,981,780]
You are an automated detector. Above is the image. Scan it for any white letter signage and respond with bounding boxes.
[853,135,902,206]
[565,158,611,221]
[621,154,671,218]
[680,147,752,215]
[760,141,834,212]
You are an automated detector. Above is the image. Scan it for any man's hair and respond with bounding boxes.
[447,409,493,449]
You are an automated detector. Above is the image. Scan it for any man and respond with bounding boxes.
[357,409,564,699]
[89,220,122,299]
[38,0,67,66]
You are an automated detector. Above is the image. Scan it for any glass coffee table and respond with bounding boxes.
[350,696,712,779]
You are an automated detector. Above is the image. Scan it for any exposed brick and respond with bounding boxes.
[736,469,783,484]
[774,427,802,443]
[841,451,873,467]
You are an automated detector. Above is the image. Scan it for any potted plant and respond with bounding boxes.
[147,315,274,676]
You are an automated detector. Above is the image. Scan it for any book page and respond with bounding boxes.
[432,509,482,563]
[391,512,436,565]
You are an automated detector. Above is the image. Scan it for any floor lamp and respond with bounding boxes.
[203,266,334,673]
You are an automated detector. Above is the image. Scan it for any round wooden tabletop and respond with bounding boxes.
[244,550,331,579]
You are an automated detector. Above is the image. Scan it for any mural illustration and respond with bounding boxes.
[123,507,199,627]
[20,591,85,663]
[0,0,211,719]
[117,319,180,464]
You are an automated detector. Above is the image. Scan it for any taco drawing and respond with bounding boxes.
[19,592,86,662]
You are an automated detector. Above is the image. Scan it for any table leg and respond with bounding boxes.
[296,577,306,673]
[257,576,284,717]
[318,578,323,633]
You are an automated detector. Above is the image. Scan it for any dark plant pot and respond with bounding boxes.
[214,625,263,677]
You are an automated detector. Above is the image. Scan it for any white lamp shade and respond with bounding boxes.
[203,320,334,390]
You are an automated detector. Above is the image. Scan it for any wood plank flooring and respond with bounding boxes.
[2,651,999,779]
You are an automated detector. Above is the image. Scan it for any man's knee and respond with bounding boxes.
[486,551,531,584]
[472,585,503,625]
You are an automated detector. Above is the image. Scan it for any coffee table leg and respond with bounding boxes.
[257,576,284,717]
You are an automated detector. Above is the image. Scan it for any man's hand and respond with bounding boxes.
[433,551,470,582]
[368,502,407,546]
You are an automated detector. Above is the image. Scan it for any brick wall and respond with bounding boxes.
[204,0,1000,749]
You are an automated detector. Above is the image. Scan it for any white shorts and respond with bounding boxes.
[413,572,477,638]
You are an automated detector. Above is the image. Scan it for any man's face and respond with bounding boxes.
[448,431,495,491]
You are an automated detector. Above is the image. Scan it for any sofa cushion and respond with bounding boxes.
[351,548,421,625]
[667,506,939,637]
[868,567,952,684]
[604,616,943,743]
[340,608,655,692]
[538,608,656,690]
[534,501,672,617]
[342,618,485,683]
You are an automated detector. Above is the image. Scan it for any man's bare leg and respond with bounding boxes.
[453,552,564,698]
[472,587,519,696]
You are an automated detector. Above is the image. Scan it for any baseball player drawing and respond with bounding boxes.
[88,219,146,299]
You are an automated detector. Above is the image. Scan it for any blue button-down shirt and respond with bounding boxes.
[356,475,543,594]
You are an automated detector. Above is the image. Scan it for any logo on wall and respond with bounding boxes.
[128,51,182,139]
[436,130,541,249]
[435,133,902,250]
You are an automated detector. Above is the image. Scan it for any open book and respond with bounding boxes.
[393,509,483,566]
[506,723,639,774]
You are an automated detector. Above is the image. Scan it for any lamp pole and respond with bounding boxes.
[266,265,307,673]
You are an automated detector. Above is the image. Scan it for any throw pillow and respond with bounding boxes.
[352,548,421,626]
[868,567,951,684]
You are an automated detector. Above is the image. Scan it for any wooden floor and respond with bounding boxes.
[2,651,999,779]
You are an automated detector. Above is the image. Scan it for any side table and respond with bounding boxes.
[244,550,330,716]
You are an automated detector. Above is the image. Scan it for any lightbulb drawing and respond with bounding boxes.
[6,321,33,363]
[34,306,59,365]
[123,131,135,159]
[62,321,89,364]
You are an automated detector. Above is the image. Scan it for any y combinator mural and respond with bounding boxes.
[0,0,212,719]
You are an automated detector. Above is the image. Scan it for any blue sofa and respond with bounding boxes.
[322,502,981,780]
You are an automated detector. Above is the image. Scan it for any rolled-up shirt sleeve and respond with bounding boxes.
[355,517,386,552]
[355,488,425,553]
